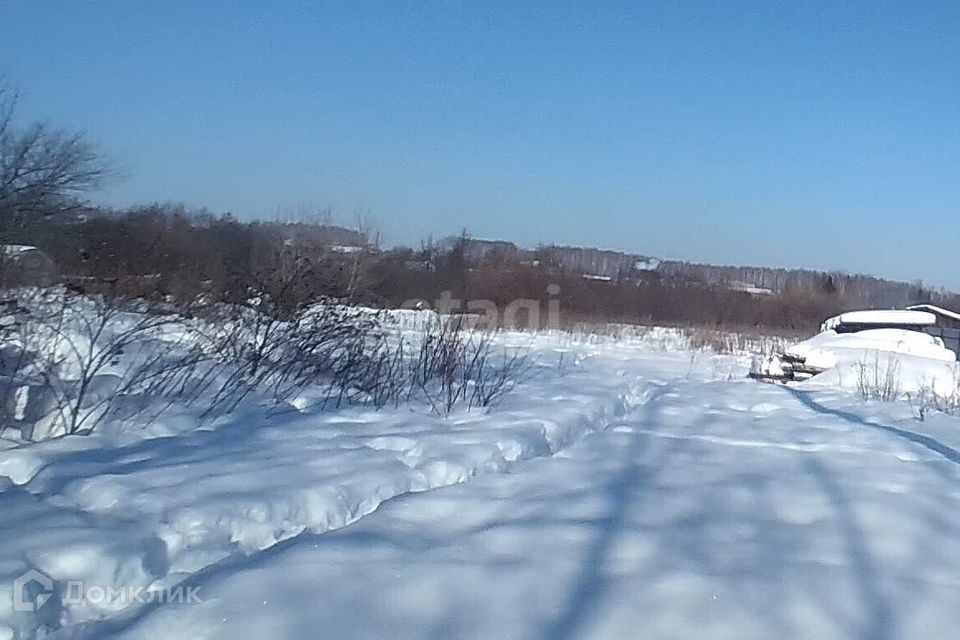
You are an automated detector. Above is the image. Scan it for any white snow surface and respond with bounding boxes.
[104,380,960,640]
[3,320,960,639]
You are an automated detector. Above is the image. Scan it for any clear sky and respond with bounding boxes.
[2,0,958,287]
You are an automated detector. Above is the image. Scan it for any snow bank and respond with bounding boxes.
[0,331,710,638]
[789,329,955,369]
[103,376,960,640]
[0,302,802,638]
[756,326,960,398]
[821,309,938,331]
[804,349,959,399]
[838,309,936,326]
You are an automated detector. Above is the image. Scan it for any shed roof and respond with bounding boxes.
[821,309,938,331]
[906,304,960,323]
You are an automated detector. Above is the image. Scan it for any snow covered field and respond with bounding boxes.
[3,316,960,639]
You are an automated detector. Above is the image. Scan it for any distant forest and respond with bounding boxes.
[4,203,958,335]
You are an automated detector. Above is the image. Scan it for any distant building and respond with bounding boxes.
[906,305,960,356]
[820,310,939,334]
[729,281,774,296]
[0,245,58,288]
[436,238,521,265]
[274,223,370,252]
[819,307,960,359]
[905,305,960,330]
[538,246,651,282]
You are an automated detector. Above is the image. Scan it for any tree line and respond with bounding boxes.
[1,77,956,335]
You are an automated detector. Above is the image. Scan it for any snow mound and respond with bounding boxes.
[789,329,955,370]
[821,310,937,331]
[755,327,959,398]
[0,334,706,639]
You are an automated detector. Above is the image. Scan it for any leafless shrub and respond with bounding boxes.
[854,353,902,402]
[1,287,535,440]
[931,372,960,415]
[908,370,960,421]
[908,384,932,422]
[192,296,383,416]
[1,289,203,438]
[179,300,533,418]
[411,316,533,415]
[469,339,533,409]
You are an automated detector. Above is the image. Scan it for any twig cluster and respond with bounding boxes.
[0,289,533,440]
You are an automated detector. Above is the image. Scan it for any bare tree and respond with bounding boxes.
[0,78,111,230]
[344,214,380,302]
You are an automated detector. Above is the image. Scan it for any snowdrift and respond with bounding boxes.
[753,327,959,397]
[5,294,729,639]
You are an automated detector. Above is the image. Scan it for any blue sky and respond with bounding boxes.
[2,0,958,286]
